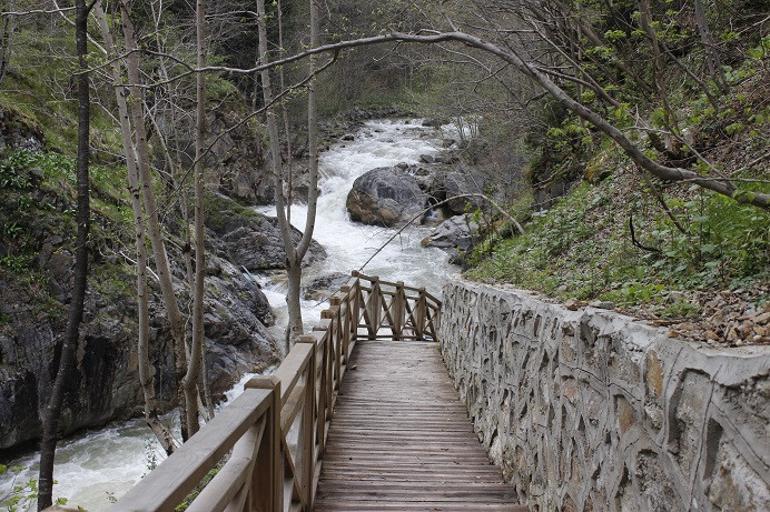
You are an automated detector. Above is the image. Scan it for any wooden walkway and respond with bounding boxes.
[112,273,523,512]
[314,341,524,511]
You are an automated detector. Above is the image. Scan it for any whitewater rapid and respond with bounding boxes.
[0,119,458,510]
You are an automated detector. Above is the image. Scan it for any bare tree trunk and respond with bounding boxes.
[693,0,726,92]
[181,0,206,438]
[37,1,90,508]
[118,0,190,441]
[256,0,300,351]
[639,0,679,143]
[0,1,14,84]
[283,0,323,344]
[276,0,301,348]
[93,1,176,454]
[277,0,294,224]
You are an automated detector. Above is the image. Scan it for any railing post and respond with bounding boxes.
[297,335,317,510]
[244,375,282,512]
[331,295,347,365]
[368,276,381,339]
[415,288,427,341]
[322,307,341,390]
[393,281,405,340]
[350,274,361,341]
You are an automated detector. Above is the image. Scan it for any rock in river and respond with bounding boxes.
[421,214,480,264]
[346,166,428,227]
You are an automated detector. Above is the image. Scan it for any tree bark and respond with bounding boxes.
[0,1,14,84]
[256,0,300,351]
[278,0,323,347]
[93,1,176,454]
[181,0,206,438]
[118,0,190,440]
[693,0,726,91]
[37,1,90,508]
[277,0,294,225]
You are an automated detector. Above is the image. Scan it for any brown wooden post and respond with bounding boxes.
[393,282,405,340]
[415,288,427,341]
[322,308,341,390]
[350,274,361,341]
[330,296,347,366]
[296,335,316,509]
[368,276,381,339]
[314,332,328,458]
[245,375,282,512]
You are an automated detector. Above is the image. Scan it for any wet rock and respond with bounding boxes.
[203,110,265,203]
[422,214,479,254]
[341,133,355,141]
[0,107,44,152]
[0,180,282,451]
[303,272,350,301]
[421,118,448,128]
[346,166,428,227]
[419,154,435,164]
[430,170,487,215]
[206,193,326,271]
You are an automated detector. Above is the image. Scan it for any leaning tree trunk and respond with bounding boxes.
[181,0,207,438]
[118,0,190,441]
[93,1,175,454]
[256,0,300,352]
[37,1,90,508]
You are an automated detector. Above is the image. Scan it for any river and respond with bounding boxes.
[0,118,458,510]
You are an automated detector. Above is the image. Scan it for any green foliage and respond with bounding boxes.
[468,164,770,313]
[174,466,221,512]
[0,465,37,512]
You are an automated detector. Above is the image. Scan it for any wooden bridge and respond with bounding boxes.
[112,272,525,512]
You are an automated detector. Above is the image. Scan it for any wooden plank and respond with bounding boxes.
[314,341,522,511]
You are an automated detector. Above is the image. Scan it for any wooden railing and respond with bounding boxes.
[111,271,441,512]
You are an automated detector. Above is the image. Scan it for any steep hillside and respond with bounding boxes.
[0,110,287,451]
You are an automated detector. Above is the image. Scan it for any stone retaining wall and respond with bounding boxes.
[439,280,770,511]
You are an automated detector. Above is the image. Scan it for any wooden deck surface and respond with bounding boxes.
[314,341,525,511]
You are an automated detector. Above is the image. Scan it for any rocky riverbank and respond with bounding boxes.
[0,107,435,454]
[342,126,493,264]
[0,104,344,453]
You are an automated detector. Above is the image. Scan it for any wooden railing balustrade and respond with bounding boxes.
[111,271,441,512]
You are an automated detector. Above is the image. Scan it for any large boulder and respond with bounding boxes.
[206,193,326,271]
[302,272,350,301]
[346,166,428,226]
[429,169,487,215]
[421,214,480,265]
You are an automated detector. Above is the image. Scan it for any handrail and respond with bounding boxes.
[110,271,441,512]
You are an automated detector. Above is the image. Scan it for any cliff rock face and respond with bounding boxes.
[0,112,320,450]
[439,279,770,512]
[0,212,283,451]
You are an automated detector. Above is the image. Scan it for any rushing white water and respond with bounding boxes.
[257,119,458,335]
[0,119,458,510]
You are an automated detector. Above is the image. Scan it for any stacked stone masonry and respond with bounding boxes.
[439,280,770,512]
